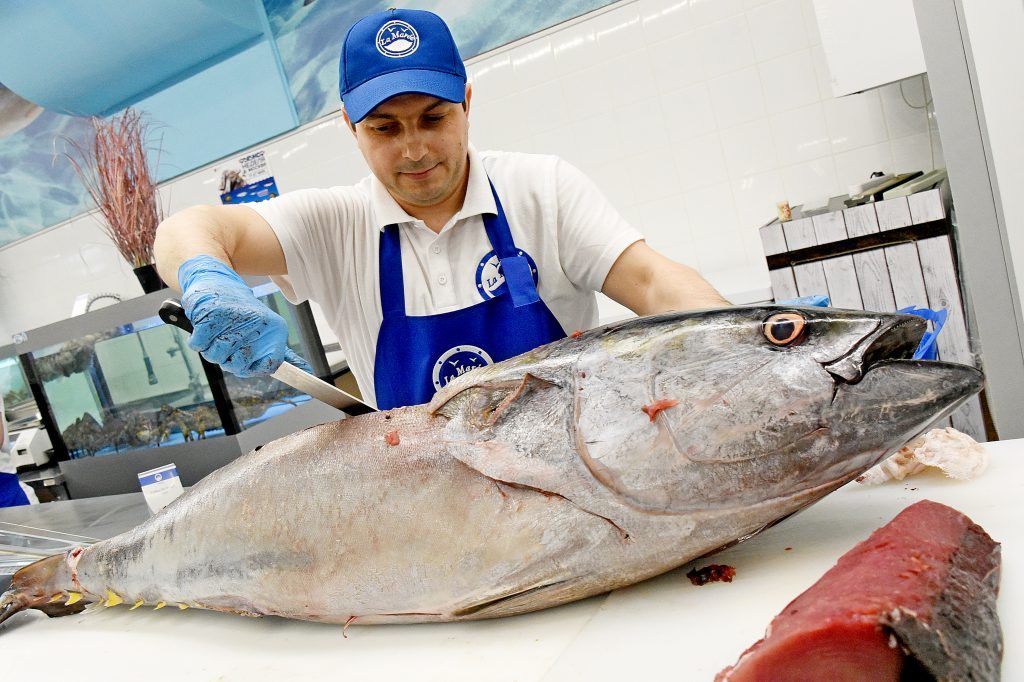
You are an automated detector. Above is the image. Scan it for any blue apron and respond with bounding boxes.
[0,471,29,507]
[373,180,566,409]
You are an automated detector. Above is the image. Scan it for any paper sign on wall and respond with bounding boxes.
[215,150,280,204]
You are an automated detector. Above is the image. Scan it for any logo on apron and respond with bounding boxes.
[432,345,493,390]
[476,249,538,300]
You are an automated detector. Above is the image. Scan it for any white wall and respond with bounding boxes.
[959,0,1024,310]
[0,0,943,343]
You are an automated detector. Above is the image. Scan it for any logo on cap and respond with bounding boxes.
[376,20,420,58]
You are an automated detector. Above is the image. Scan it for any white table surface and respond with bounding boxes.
[2,440,1019,681]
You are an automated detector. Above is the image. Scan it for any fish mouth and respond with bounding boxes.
[831,359,983,439]
[820,312,983,474]
[823,314,926,383]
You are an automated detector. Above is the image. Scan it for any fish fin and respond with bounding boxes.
[450,442,568,501]
[154,601,166,610]
[83,601,106,614]
[450,438,631,540]
[65,592,82,606]
[3,590,85,623]
[104,590,124,607]
[452,579,591,619]
[192,596,263,617]
[35,599,89,618]
[429,373,557,426]
[130,599,144,611]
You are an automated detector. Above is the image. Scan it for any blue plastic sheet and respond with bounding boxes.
[778,295,831,307]
[897,306,948,360]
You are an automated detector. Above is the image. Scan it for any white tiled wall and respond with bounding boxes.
[961,0,1024,313]
[0,0,943,342]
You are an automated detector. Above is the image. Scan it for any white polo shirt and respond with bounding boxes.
[251,146,643,407]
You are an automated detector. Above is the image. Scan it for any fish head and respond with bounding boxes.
[567,306,983,513]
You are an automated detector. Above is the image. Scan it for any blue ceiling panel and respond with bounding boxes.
[0,0,267,116]
[140,39,298,182]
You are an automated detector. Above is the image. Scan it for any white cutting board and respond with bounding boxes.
[543,439,1023,681]
[1,442,1020,681]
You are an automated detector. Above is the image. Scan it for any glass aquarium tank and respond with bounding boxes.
[220,283,312,429]
[13,281,326,463]
[0,356,30,407]
[0,354,38,431]
[30,316,222,458]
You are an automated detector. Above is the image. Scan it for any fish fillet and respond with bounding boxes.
[717,500,1002,681]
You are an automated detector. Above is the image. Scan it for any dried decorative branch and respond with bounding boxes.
[64,109,163,268]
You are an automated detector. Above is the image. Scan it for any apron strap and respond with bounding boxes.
[483,180,540,308]
[501,256,540,307]
[482,180,517,259]
[378,225,406,317]
[378,180,541,316]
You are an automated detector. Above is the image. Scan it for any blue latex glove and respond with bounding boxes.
[179,255,313,377]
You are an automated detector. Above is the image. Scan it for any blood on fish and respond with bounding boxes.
[641,399,679,422]
[571,329,583,339]
[384,431,400,446]
[687,564,736,586]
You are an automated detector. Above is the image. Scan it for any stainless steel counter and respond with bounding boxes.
[0,492,151,592]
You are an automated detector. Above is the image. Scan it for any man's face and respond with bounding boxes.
[347,87,471,209]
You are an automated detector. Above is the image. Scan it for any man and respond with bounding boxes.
[0,392,37,507]
[154,8,727,410]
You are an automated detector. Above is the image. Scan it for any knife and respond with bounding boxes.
[158,299,374,417]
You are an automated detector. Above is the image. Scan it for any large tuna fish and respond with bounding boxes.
[0,307,982,629]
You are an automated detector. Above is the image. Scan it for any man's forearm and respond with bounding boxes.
[153,206,234,291]
[641,262,730,315]
[602,241,731,316]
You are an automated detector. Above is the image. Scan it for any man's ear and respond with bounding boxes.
[341,106,357,135]
[462,82,472,117]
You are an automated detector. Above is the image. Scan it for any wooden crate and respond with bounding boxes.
[759,188,987,441]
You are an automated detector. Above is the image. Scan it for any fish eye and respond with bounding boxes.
[762,312,806,346]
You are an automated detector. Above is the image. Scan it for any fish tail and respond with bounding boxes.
[0,589,30,627]
[0,552,87,631]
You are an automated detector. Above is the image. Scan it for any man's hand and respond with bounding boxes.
[179,255,312,377]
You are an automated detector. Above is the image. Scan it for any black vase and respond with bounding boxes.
[133,263,167,293]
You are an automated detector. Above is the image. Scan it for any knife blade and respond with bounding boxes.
[158,299,374,416]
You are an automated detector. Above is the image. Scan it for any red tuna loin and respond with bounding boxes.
[717,500,1002,681]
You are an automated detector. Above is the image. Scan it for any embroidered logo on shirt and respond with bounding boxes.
[476,250,539,300]
[432,345,493,390]
[376,20,420,58]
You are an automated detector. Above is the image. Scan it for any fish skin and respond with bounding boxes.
[0,307,983,628]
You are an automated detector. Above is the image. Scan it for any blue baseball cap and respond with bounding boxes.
[340,9,467,123]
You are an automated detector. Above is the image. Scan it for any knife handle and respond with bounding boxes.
[159,299,194,334]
